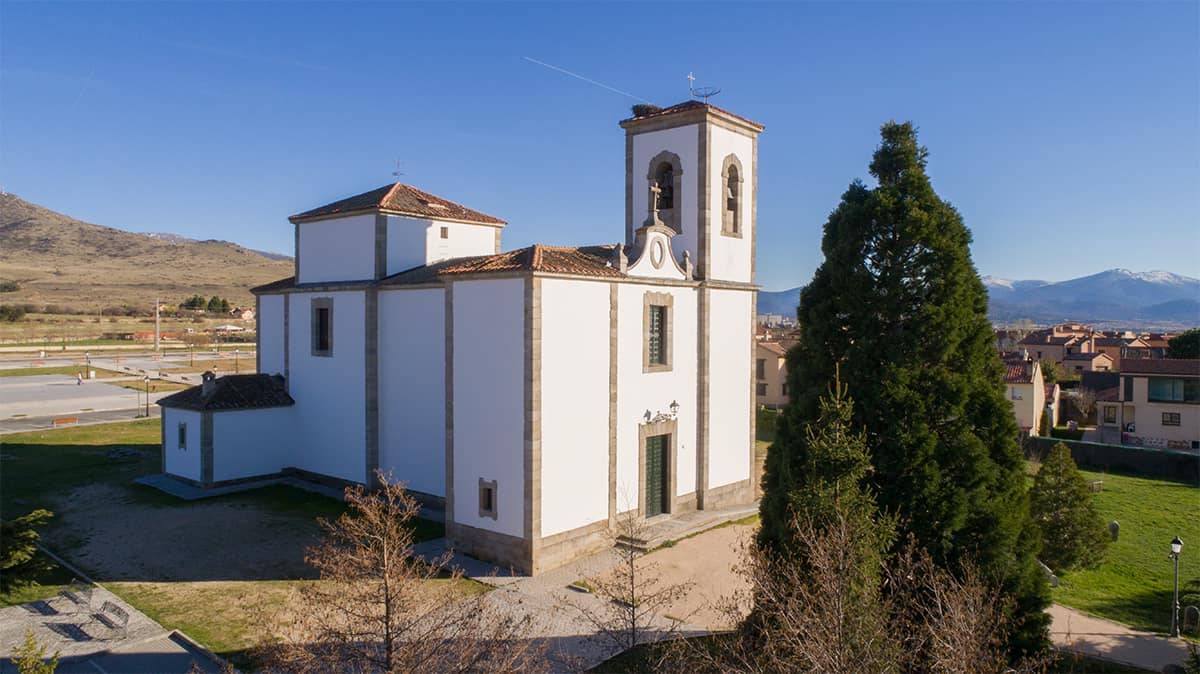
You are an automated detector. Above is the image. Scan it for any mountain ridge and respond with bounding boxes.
[0,192,293,310]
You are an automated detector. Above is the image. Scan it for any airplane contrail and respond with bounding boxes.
[523,57,653,104]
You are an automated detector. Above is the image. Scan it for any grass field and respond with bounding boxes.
[1051,468,1200,636]
[0,420,449,667]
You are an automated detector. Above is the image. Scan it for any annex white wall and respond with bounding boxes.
[452,279,526,538]
[615,283,699,512]
[378,288,446,498]
[539,279,611,537]
[286,290,367,482]
[163,408,202,482]
[257,294,286,376]
[707,127,754,284]
[386,215,500,275]
[211,407,294,482]
[297,214,376,283]
[631,125,700,266]
[707,288,753,488]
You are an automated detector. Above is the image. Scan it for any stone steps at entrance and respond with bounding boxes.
[617,501,760,552]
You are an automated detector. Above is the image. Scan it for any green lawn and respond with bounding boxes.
[0,365,122,378]
[1052,468,1200,636]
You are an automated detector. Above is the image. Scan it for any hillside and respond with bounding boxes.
[0,193,293,311]
[761,269,1200,330]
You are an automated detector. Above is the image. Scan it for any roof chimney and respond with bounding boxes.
[201,371,216,397]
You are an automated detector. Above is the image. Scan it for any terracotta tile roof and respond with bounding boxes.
[385,244,625,285]
[1096,386,1120,402]
[1003,361,1035,384]
[251,276,296,294]
[290,183,506,226]
[1121,359,1200,376]
[758,341,788,357]
[1064,352,1109,361]
[157,374,295,411]
[1093,337,1129,347]
[620,100,764,131]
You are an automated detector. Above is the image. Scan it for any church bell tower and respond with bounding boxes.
[620,101,763,284]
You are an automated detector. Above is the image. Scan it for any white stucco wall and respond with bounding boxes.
[615,283,699,512]
[707,288,753,488]
[631,125,700,266]
[452,279,526,538]
[297,214,376,283]
[378,288,446,498]
[162,408,203,482]
[386,215,500,275]
[211,407,294,482]
[257,294,286,376]
[539,279,611,537]
[286,290,367,482]
[707,126,754,284]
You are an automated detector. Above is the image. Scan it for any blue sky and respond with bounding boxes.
[2,2,1197,291]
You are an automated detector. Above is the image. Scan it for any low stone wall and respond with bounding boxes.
[1026,436,1199,483]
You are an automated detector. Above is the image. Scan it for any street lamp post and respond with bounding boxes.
[143,375,151,419]
[1170,536,1183,638]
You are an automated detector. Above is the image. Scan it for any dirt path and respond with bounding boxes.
[47,483,323,582]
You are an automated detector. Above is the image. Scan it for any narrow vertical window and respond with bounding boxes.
[643,292,673,372]
[721,154,744,237]
[312,298,334,357]
[440,226,449,239]
[649,306,666,365]
[478,478,497,519]
[178,422,187,450]
[756,358,766,380]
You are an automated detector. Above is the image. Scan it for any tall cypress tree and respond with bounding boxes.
[759,121,1050,657]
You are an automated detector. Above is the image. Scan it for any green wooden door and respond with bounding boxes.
[645,434,668,517]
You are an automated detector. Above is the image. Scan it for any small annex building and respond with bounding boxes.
[159,101,763,574]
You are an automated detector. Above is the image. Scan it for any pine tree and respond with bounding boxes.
[760,121,1050,658]
[1029,443,1109,572]
[0,509,54,594]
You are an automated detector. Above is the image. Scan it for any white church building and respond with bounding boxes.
[158,101,763,574]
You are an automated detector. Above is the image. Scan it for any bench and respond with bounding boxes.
[91,600,130,639]
[57,578,94,614]
[51,416,78,427]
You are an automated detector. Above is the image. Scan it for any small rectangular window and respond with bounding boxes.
[1011,387,1023,401]
[1162,412,1181,427]
[440,226,449,239]
[782,383,789,396]
[756,358,766,380]
[756,382,767,396]
[643,293,673,372]
[1124,376,1134,401]
[478,478,497,519]
[178,422,187,450]
[1103,406,1117,424]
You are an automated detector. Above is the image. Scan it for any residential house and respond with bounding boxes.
[1003,356,1046,436]
[1093,335,1149,371]
[755,341,789,409]
[1062,351,1113,375]
[1096,359,1199,450]
[158,100,763,575]
[1018,324,1095,364]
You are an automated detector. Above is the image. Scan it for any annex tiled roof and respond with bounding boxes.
[620,100,764,131]
[384,244,625,285]
[157,374,295,411]
[251,276,295,294]
[1120,359,1200,376]
[290,183,506,226]
[1096,386,1120,402]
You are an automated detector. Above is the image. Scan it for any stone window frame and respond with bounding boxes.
[1162,412,1182,427]
[642,292,673,373]
[646,151,683,235]
[440,226,449,239]
[311,297,334,357]
[720,153,744,238]
[178,422,187,451]
[478,478,498,519]
[637,418,677,519]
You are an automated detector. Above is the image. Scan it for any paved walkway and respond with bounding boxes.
[0,582,224,673]
[1050,603,1191,672]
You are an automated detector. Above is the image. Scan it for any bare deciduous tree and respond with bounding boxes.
[1071,387,1096,419]
[664,508,1043,674]
[260,470,545,674]
[572,503,694,662]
